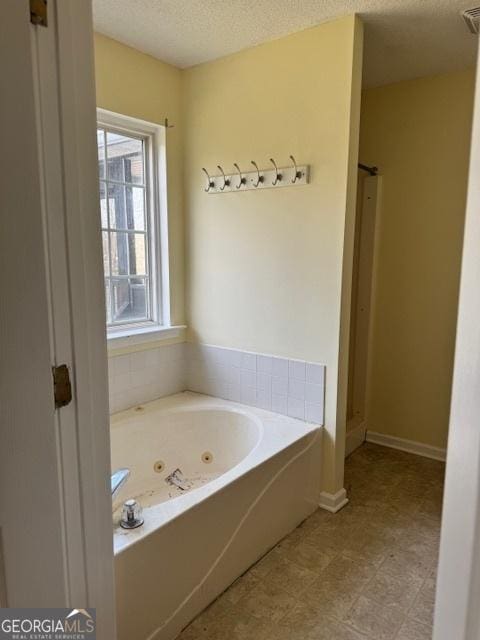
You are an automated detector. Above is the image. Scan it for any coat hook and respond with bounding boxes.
[270,158,282,186]
[217,165,230,191]
[290,155,302,183]
[202,167,214,192]
[233,163,246,189]
[251,160,264,187]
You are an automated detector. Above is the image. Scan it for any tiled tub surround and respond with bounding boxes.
[187,344,326,425]
[108,342,185,413]
[112,393,322,640]
[109,342,326,426]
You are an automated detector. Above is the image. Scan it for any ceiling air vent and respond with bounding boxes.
[462,7,480,34]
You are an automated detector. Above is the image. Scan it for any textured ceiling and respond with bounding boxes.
[92,0,478,86]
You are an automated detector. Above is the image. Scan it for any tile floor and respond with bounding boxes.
[178,443,444,640]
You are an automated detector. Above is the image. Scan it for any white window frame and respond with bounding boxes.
[97,108,172,342]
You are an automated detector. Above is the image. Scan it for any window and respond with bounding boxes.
[97,110,168,336]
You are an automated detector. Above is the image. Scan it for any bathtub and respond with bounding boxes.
[111,391,322,640]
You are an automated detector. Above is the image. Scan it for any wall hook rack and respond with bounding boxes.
[202,157,309,194]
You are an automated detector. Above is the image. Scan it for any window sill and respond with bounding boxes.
[107,324,186,351]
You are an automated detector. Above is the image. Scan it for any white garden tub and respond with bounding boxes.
[111,392,322,640]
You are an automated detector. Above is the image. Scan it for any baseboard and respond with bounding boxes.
[345,419,366,457]
[366,430,446,462]
[319,488,349,513]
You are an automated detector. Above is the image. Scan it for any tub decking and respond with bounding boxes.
[111,392,320,555]
[112,392,322,640]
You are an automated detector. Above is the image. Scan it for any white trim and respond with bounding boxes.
[434,42,480,640]
[97,107,164,137]
[1,0,71,607]
[96,108,171,328]
[319,488,349,513]
[2,0,115,628]
[55,1,116,633]
[107,324,186,350]
[32,2,88,603]
[366,430,446,461]
[345,419,366,457]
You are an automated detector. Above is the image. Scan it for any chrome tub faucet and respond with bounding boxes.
[111,468,130,499]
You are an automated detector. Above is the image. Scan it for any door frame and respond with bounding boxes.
[1,0,115,635]
[434,40,480,640]
[53,2,116,632]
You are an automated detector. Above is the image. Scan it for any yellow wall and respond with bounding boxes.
[94,33,185,330]
[360,70,475,449]
[94,19,365,492]
[183,16,364,492]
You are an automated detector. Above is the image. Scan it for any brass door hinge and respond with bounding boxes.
[52,364,72,409]
[30,0,47,27]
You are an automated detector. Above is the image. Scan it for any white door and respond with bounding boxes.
[433,41,480,640]
[0,1,115,636]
